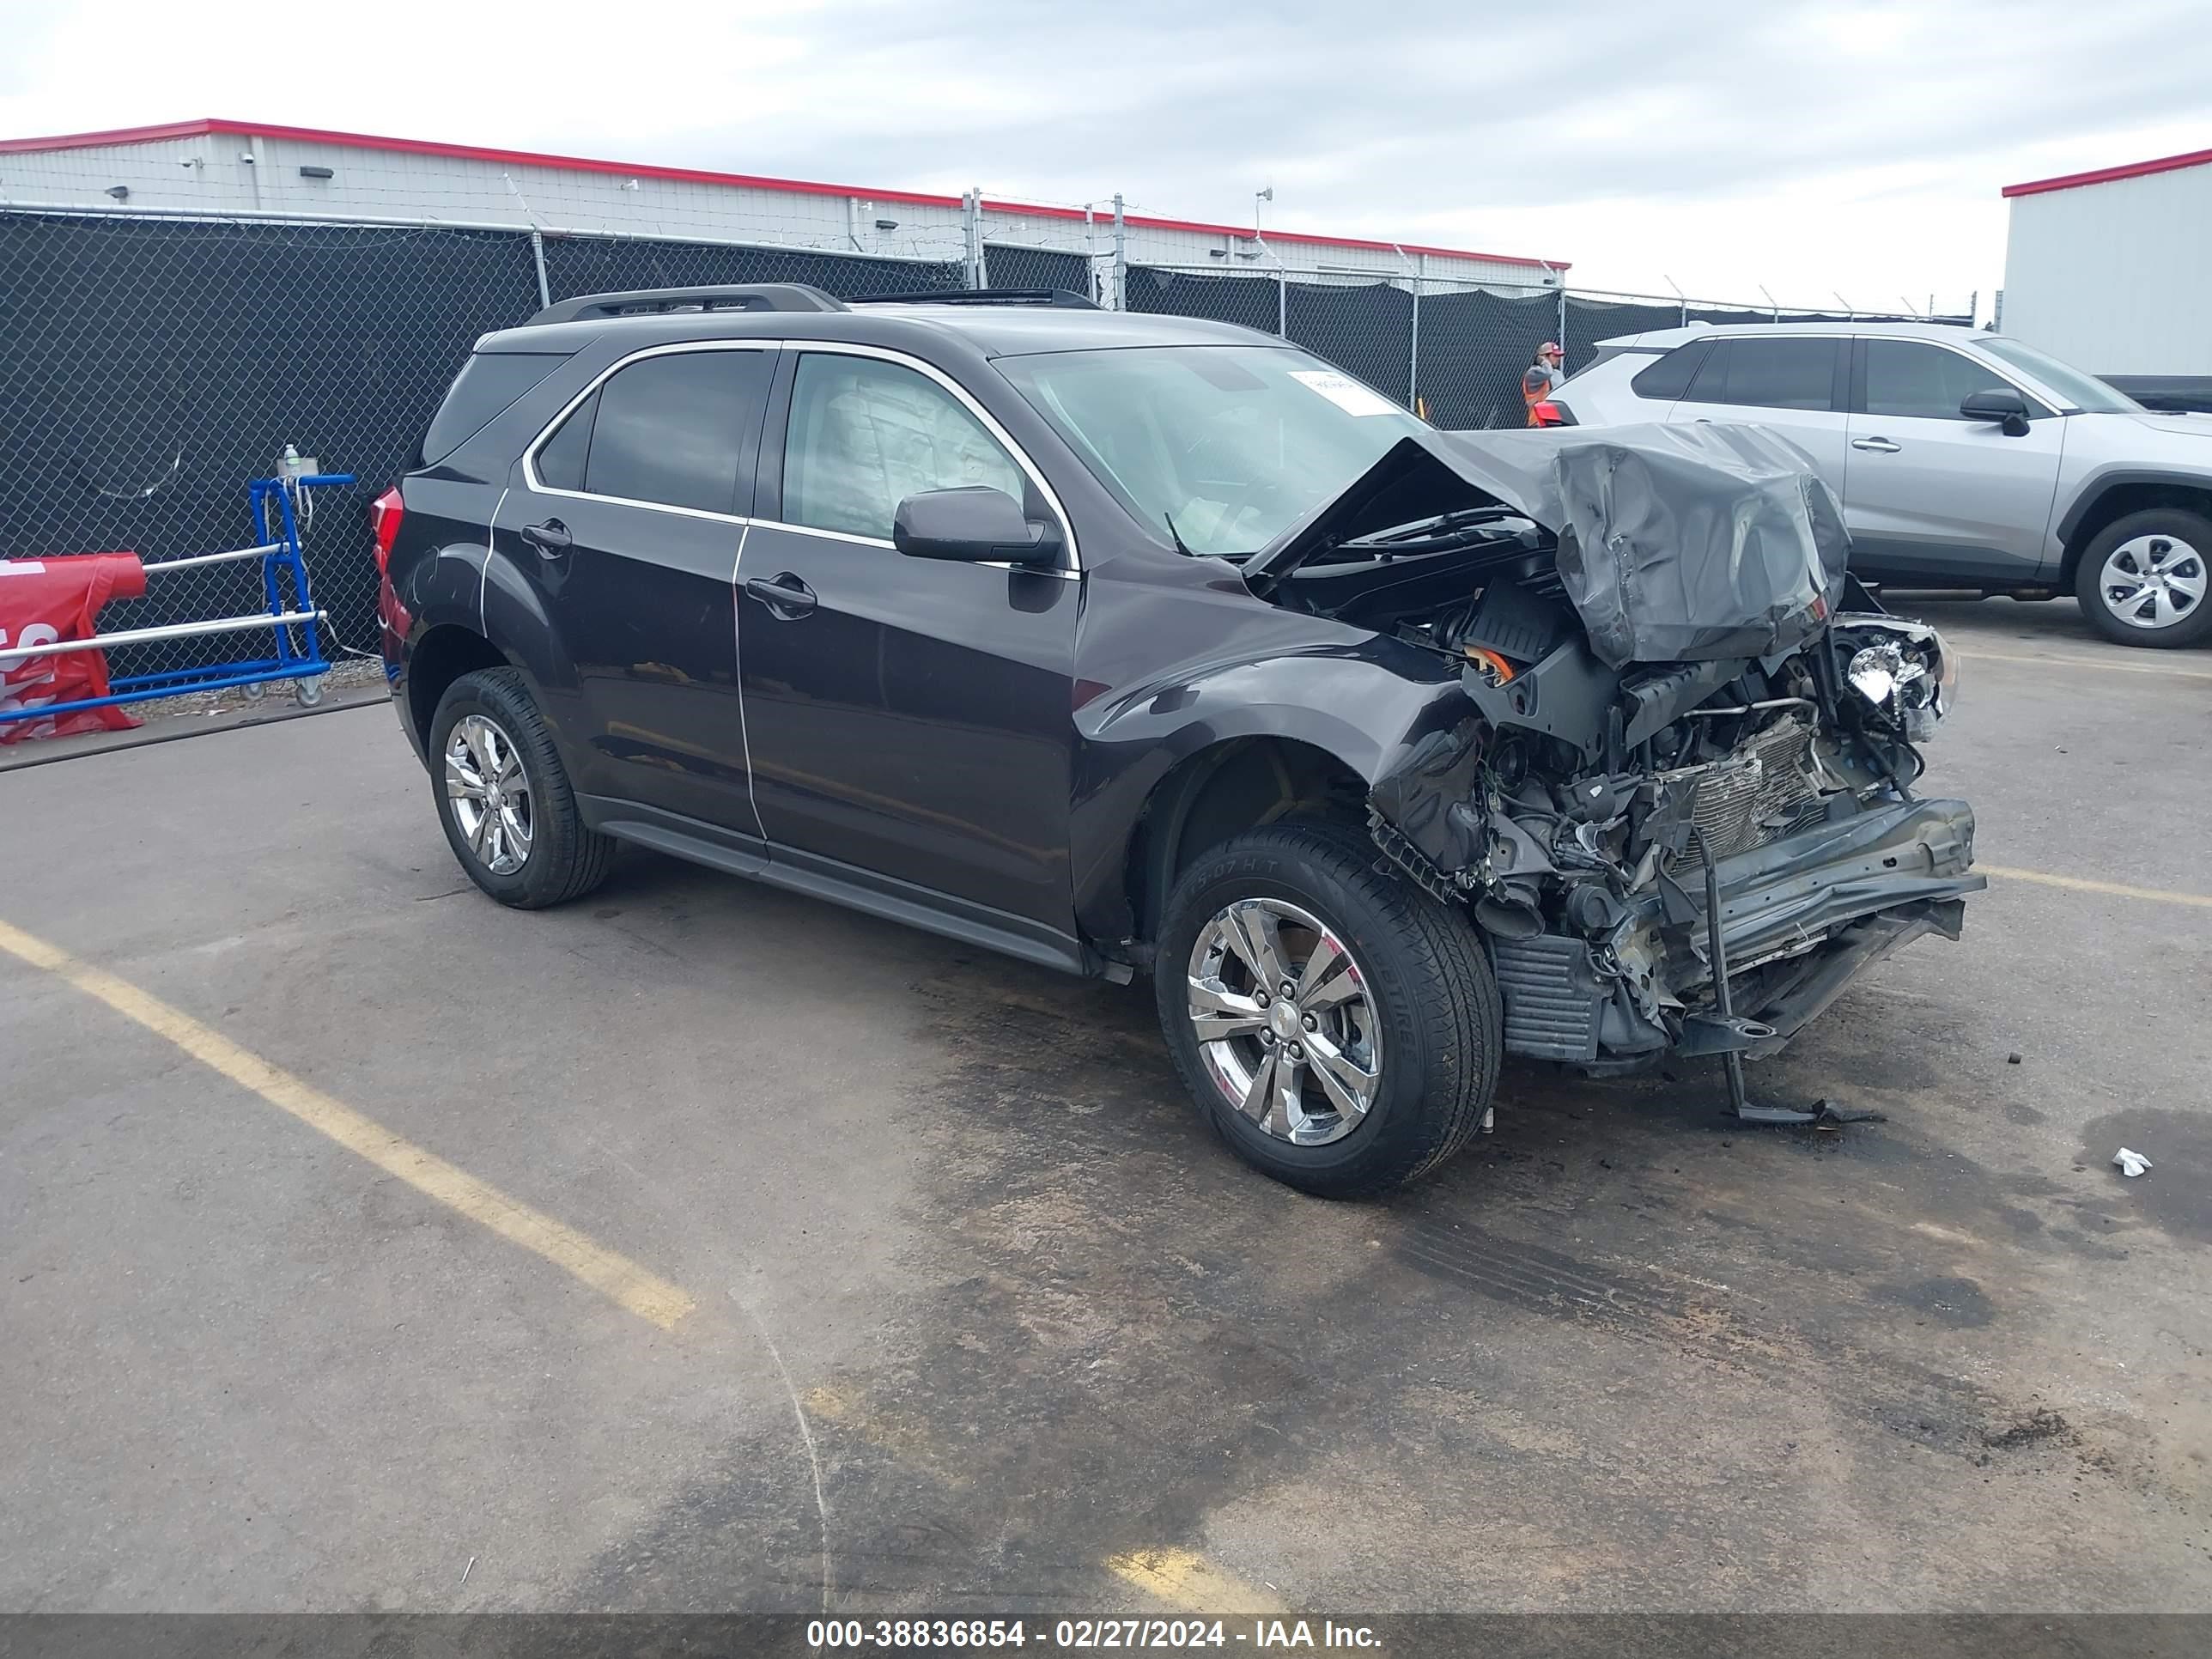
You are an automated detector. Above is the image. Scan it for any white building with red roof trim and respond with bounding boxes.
[2002,144,2212,376]
[0,118,1568,290]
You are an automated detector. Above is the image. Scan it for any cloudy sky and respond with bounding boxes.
[2,0,2205,315]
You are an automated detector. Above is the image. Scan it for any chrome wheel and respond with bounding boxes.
[1185,897,1383,1146]
[2098,533,2206,631]
[444,713,533,876]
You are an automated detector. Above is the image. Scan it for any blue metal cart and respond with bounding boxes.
[0,468,356,726]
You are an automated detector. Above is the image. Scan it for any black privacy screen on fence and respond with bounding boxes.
[0,213,543,675]
[983,244,1091,295]
[0,210,966,677]
[0,205,1959,685]
[1131,267,1569,428]
[542,236,963,303]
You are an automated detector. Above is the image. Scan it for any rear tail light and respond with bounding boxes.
[1532,400,1568,428]
[368,485,405,574]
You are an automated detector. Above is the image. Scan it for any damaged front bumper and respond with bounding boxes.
[1492,794,1984,1066]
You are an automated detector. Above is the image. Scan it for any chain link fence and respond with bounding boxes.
[0,204,1967,690]
[0,209,972,681]
[981,243,1092,296]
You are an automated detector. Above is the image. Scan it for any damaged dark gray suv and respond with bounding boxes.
[378,283,1983,1197]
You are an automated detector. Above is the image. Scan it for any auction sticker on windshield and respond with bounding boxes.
[1289,369,1404,417]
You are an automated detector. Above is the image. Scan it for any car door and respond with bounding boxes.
[1841,337,2068,585]
[1663,335,1851,495]
[737,344,1083,949]
[497,342,773,840]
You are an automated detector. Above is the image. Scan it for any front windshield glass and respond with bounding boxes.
[1978,337,2142,413]
[995,344,1426,556]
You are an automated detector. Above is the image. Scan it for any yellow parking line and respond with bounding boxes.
[1955,647,2212,683]
[1104,1547,1283,1614]
[0,917,696,1331]
[1979,865,2212,910]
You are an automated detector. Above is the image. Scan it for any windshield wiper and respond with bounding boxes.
[1163,510,1195,557]
[1343,505,1522,552]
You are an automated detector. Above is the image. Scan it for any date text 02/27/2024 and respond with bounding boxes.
[805,1620,1384,1649]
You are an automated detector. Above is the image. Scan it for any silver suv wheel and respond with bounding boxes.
[2097,532,2206,632]
[1185,896,1383,1146]
[444,713,534,876]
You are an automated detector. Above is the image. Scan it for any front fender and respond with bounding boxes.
[1069,626,1475,944]
[1083,642,1467,781]
[2053,463,2212,550]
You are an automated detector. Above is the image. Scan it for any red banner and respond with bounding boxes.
[0,555,149,744]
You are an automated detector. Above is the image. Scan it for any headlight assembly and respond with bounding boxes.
[1842,624,1951,738]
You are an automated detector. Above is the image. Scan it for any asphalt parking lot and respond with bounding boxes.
[3,595,2208,1620]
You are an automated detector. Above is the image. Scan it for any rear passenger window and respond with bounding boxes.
[1629,340,1711,401]
[576,349,771,514]
[1863,340,2024,421]
[1686,338,1837,410]
[1727,339,1837,410]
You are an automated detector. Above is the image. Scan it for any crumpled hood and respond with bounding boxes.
[1248,421,1851,668]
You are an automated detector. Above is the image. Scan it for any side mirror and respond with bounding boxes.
[1960,386,2031,437]
[891,486,1062,565]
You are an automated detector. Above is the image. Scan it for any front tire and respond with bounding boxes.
[429,667,614,908]
[1154,822,1501,1198]
[2075,508,2212,647]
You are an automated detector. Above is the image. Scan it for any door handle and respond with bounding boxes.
[520,518,573,556]
[744,572,817,618]
[1851,437,1901,453]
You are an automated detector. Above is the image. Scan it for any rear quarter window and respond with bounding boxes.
[417,351,570,466]
[1629,339,1713,402]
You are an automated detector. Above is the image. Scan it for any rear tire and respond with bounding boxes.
[429,667,613,908]
[2074,508,2212,647]
[1154,821,1500,1198]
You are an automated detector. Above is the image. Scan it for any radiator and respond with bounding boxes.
[1689,715,1825,860]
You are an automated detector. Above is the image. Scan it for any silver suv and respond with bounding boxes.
[1551,320,2212,648]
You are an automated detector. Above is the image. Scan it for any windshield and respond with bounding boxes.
[995,344,1426,556]
[1977,337,2142,413]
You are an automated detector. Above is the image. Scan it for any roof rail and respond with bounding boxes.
[847,289,1100,310]
[526,283,850,325]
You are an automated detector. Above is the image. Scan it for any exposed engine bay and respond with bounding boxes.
[1249,422,1984,1073]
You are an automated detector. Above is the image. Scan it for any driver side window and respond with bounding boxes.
[1862,341,2034,422]
[782,354,1025,542]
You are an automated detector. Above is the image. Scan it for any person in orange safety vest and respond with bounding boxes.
[1522,341,1565,424]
